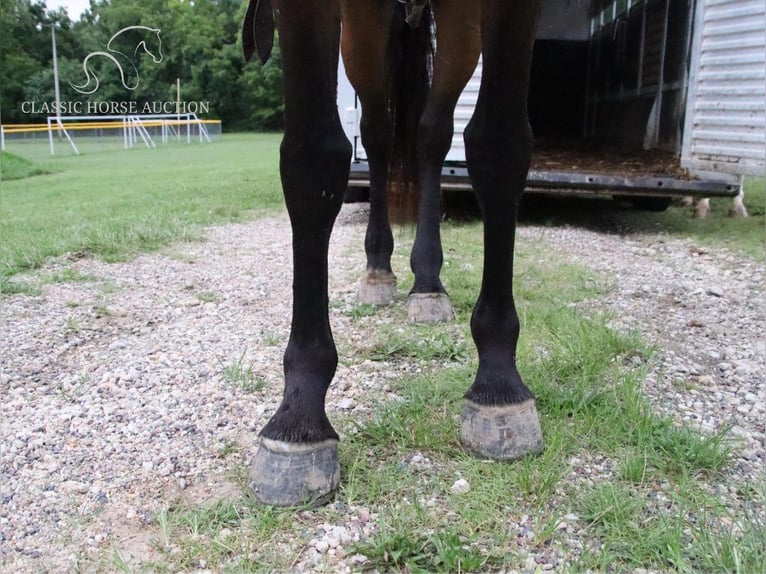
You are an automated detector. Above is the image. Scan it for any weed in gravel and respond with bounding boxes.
[43,268,98,284]
[354,367,465,453]
[147,500,295,572]
[196,290,219,303]
[348,303,378,319]
[65,317,81,333]
[361,325,468,363]
[110,546,135,573]
[93,304,112,318]
[221,351,264,393]
[650,422,734,476]
[99,281,118,295]
[58,376,89,403]
[571,477,764,572]
[339,444,419,506]
[0,277,40,296]
[618,448,652,483]
[217,438,240,458]
[352,508,492,572]
[573,482,658,569]
[261,331,281,346]
[688,484,766,574]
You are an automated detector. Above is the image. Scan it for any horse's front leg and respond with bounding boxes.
[459,0,544,460]
[249,0,351,506]
[408,0,480,323]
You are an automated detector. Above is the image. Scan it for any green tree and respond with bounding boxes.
[0,0,80,122]
[1,0,285,130]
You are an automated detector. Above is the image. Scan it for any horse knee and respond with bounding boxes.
[464,113,532,204]
[282,125,350,174]
[280,125,351,216]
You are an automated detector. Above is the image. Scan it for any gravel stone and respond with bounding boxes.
[450,478,471,494]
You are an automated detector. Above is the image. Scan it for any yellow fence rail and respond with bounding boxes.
[1,116,221,154]
[2,119,221,135]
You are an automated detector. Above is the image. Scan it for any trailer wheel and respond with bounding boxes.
[631,196,673,212]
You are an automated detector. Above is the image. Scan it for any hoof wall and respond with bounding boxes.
[460,399,544,460]
[407,293,454,323]
[249,439,339,506]
[358,271,397,306]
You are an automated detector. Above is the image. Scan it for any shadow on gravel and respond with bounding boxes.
[442,191,674,237]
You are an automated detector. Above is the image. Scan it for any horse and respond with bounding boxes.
[243,0,544,506]
[71,26,163,95]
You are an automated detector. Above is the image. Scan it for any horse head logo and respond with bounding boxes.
[71,26,163,95]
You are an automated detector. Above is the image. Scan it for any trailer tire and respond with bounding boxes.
[631,196,672,212]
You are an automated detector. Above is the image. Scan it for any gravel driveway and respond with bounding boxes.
[1,203,763,571]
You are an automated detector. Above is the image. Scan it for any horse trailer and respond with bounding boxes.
[339,0,765,207]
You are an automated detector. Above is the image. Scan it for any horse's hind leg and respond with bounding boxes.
[459,0,544,460]
[408,0,480,323]
[341,1,399,306]
[249,0,351,506]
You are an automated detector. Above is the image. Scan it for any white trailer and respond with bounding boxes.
[340,0,765,206]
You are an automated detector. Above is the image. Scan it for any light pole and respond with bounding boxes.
[51,22,62,121]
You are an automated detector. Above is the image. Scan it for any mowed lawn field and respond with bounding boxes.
[1,134,282,286]
[1,134,764,571]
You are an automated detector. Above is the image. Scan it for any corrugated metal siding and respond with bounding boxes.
[681,0,766,176]
[446,59,482,162]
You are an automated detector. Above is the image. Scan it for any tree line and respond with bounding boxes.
[0,0,284,130]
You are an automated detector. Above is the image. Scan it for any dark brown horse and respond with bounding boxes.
[243,0,544,506]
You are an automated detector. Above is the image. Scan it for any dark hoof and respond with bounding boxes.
[249,438,340,506]
[460,399,544,460]
[358,270,397,305]
[407,293,454,323]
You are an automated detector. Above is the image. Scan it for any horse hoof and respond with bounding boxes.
[407,293,454,323]
[249,438,340,506]
[358,270,397,305]
[460,399,544,460]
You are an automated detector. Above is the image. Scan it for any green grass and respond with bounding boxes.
[653,178,765,261]
[519,177,765,261]
[0,134,282,277]
[0,150,52,181]
[353,525,489,572]
[0,276,41,296]
[146,500,297,572]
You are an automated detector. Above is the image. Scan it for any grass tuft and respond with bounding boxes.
[221,351,265,393]
[353,519,490,573]
[0,277,41,296]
